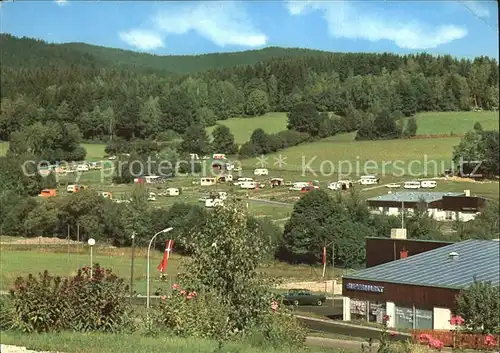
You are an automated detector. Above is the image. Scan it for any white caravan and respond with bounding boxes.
[404,181,421,189]
[420,180,437,189]
[205,198,224,208]
[200,178,217,186]
[359,175,379,185]
[240,181,258,189]
[254,168,269,176]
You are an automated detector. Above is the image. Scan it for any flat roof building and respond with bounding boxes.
[366,191,487,222]
[341,240,500,330]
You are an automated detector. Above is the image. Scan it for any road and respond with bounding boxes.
[247,197,294,206]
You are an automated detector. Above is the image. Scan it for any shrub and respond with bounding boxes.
[66,265,133,332]
[244,305,307,348]
[7,264,132,333]
[9,271,71,333]
[153,283,232,339]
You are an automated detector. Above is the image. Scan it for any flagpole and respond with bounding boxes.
[130,231,136,301]
[146,227,173,325]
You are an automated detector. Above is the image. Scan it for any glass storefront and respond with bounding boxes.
[395,306,414,329]
[394,305,434,329]
[415,308,433,329]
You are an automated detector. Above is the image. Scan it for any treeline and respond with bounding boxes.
[279,189,500,267]
[1,34,498,142]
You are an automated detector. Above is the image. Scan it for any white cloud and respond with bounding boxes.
[285,1,468,50]
[55,0,69,6]
[459,1,490,18]
[119,29,164,51]
[152,1,267,47]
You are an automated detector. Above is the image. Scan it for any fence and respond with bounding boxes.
[412,329,499,350]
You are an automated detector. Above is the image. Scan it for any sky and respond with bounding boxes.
[1,0,498,59]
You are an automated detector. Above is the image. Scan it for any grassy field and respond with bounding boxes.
[206,112,288,144]
[241,135,461,176]
[0,244,343,294]
[0,331,348,353]
[415,111,499,135]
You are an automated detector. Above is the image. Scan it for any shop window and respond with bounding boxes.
[445,211,453,220]
[415,308,433,329]
[350,299,366,321]
[369,302,385,323]
[395,306,413,329]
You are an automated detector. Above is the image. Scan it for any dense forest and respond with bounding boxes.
[2,34,499,146]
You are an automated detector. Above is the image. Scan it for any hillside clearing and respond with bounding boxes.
[415,111,498,135]
[206,112,288,144]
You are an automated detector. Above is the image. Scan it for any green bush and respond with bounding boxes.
[7,264,132,333]
[244,308,307,348]
[152,283,232,339]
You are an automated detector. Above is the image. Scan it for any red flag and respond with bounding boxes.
[157,240,174,272]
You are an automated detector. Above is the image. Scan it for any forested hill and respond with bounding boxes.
[0,34,330,74]
[1,34,499,143]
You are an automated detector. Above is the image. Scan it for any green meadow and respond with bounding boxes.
[206,112,288,144]
[415,111,499,135]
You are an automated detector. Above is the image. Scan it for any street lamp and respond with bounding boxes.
[88,238,96,278]
[146,227,173,322]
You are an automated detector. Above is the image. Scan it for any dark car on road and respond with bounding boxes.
[282,289,327,306]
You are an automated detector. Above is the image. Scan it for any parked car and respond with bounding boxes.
[282,289,326,306]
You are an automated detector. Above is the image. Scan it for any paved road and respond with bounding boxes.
[246,197,294,206]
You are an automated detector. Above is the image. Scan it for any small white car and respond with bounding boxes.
[385,183,401,188]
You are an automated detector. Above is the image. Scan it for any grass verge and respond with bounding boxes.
[0,331,347,353]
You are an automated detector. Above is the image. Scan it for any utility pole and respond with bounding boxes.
[130,231,136,299]
[401,201,405,228]
[331,241,335,304]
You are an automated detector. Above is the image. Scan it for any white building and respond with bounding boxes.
[366,190,486,222]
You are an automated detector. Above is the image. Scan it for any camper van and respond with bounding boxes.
[166,188,180,196]
[205,198,224,208]
[289,182,310,191]
[404,181,421,189]
[359,175,379,185]
[328,182,341,190]
[254,168,269,176]
[200,178,217,186]
[271,178,284,187]
[420,180,437,189]
[233,177,253,186]
[76,164,89,172]
[240,181,258,189]
[67,184,78,193]
[145,176,160,184]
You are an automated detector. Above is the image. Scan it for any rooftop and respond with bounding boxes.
[367,191,464,204]
[343,240,500,289]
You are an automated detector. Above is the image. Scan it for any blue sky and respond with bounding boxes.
[1,1,498,59]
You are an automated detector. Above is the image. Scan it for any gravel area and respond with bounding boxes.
[0,344,61,353]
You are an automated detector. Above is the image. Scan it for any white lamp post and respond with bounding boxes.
[88,238,96,278]
[146,227,173,323]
